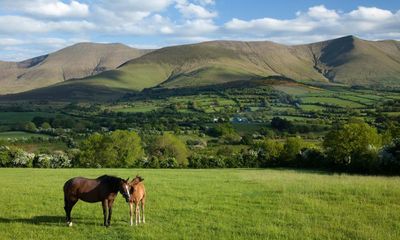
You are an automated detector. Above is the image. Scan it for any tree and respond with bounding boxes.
[79,130,144,168]
[255,139,284,167]
[24,122,37,132]
[41,122,51,130]
[149,132,189,167]
[109,130,144,167]
[271,117,293,132]
[279,137,305,166]
[323,122,382,170]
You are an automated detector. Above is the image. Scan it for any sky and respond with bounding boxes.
[0,0,399,61]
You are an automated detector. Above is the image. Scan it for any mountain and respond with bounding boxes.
[64,36,400,92]
[0,43,150,94]
[1,36,400,100]
[305,36,400,86]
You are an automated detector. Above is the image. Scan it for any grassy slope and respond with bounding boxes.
[0,43,149,94]
[2,36,400,101]
[307,36,400,85]
[55,36,400,94]
[0,168,399,240]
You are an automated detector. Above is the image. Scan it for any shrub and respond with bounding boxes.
[298,148,326,169]
[33,154,51,168]
[0,146,12,167]
[149,133,189,167]
[254,139,284,167]
[11,148,34,168]
[50,151,72,168]
[279,137,305,166]
[79,130,144,168]
[323,122,382,172]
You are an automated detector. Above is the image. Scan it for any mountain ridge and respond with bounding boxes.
[0,42,151,94]
[1,35,400,100]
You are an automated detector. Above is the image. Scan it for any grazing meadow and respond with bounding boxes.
[0,168,399,240]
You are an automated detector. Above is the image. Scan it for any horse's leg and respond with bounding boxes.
[129,203,134,226]
[102,200,109,227]
[135,203,140,226]
[64,197,77,227]
[107,199,114,226]
[141,198,146,224]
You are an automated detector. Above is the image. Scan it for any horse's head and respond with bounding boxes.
[129,175,144,193]
[130,175,144,186]
[119,178,131,203]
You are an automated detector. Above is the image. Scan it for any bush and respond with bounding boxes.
[279,137,305,167]
[148,133,189,167]
[0,146,12,167]
[323,122,382,172]
[298,148,326,169]
[33,154,51,168]
[11,148,34,168]
[254,139,284,167]
[50,151,72,168]
[380,138,400,174]
[188,154,225,168]
[79,130,144,168]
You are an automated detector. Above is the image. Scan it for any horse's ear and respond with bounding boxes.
[126,178,129,182]
[140,177,144,182]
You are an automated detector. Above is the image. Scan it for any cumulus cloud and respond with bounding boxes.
[224,5,400,43]
[0,15,95,33]
[0,2,399,61]
[176,0,217,19]
[0,0,89,18]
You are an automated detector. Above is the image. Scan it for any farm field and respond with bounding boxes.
[0,168,399,240]
[0,131,50,140]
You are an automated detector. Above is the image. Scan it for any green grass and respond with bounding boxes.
[300,97,365,108]
[273,85,324,95]
[299,104,326,111]
[0,112,56,125]
[0,168,399,240]
[0,131,50,139]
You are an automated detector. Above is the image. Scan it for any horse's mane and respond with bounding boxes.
[97,175,123,185]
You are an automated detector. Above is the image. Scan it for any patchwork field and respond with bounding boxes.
[0,169,399,240]
[0,131,50,140]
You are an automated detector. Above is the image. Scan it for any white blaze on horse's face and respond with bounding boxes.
[125,185,130,199]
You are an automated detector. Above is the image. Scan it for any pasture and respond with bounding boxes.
[0,131,49,140]
[0,168,399,240]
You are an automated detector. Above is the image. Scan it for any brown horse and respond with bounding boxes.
[129,175,146,226]
[63,175,131,227]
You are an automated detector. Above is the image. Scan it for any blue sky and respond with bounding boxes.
[0,0,399,61]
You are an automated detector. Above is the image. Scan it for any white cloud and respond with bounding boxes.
[0,0,89,18]
[348,6,393,21]
[307,5,339,20]
[176,1,217,19]
[100,0,175,12]
[0,15,95,33]
[195,0,215,5]
[0,3,399,61]
[224,5,400,43]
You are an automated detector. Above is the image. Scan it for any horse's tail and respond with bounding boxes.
[63,178,74,203]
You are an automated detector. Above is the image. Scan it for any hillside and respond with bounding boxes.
[71,36,400,92]
[1,36,400,100]
[0,43,150,94]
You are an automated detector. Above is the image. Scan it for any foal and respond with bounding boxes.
[129,175,146,226]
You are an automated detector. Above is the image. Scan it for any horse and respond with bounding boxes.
[63,175,131,227]
[129,175,146,226]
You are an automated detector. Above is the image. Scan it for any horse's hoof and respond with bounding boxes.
[67,222,73,227]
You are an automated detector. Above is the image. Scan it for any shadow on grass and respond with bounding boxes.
[0,215,103,226]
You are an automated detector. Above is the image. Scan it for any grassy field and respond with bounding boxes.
[0,131,50,140]
[0,169,399,240]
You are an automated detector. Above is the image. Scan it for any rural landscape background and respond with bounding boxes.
[0,0,400,239]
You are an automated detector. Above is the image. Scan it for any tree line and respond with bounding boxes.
[1,121,399,175]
